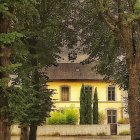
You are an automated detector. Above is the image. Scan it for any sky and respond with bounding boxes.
[58,47,88,63]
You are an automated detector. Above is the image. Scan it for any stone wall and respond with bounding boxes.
[11,125,110,136]
[11,124,130,136]
[117,124,130,135]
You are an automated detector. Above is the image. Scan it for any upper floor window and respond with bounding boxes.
[61,86,70,101]
[84,86,92,94]
[108,86,115,101]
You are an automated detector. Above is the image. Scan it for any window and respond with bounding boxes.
[61,86,70,101]
[108,87,115,101]
[107,110,117,124]
[84,86,92,94]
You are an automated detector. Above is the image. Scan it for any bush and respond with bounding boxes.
[118,118,129,124]
[64,106,79,124]
[98,112,106,124]
[119,130,130,135]
[47,112,65,124]
[47,105,79,125]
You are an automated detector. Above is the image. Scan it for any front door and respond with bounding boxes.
[110,124,117,135]
[107,110,117,135]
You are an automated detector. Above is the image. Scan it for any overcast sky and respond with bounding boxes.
[58,46,88,63]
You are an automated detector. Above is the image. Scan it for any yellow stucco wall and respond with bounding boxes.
[48,81,125,123]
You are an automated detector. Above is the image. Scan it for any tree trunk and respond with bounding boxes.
[128,64,140,140]
[28,39,39,140]
[119,23,140,140]
[0,47,11,140]
[0,6,13,140]
[20,125,29,140]
[0,120,11,140]
[29,124,37,140]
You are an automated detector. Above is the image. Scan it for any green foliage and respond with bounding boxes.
[48,112,66,124]
[85,86,92,124]
[80,84,86,124]
[0,32,23,44]
[134,0,140,12]
[9,86,54,125]
[64,106,79,124]
[93,87,99,124]
[0,2,78,140]
[47,105,79,125]
[80,85,92,124]
[0,3,11,16]
[6,0,78,128]
[76,0,128,90]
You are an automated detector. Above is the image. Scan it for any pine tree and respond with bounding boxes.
[93,87,99,124]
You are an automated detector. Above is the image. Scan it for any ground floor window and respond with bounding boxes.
[107,110,117,124]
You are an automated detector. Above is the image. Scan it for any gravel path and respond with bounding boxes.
[11,136,131,140]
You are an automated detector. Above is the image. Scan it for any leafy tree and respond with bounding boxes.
[93,87,98,124]
[93,5,140,139]
[0,0,78,140]
[0,1,32,140]
[75,0,140,139]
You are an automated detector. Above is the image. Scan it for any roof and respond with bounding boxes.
[46,63,104,81]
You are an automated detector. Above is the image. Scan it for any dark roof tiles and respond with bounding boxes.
[46,63,104,81]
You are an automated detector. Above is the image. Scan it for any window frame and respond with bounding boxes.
[107,86,116,101]
[107,109,117,124]
[60,86,70,101]
[84,85,93,94]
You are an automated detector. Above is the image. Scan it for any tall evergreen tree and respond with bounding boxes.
[80,84,85,124]
[93,87,98,124]
[80,85,92,124]
[85,86,92,124]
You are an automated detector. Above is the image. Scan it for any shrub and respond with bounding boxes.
[47,105,79,125]
[47,111,66,124]
[64,106,79,124]
[119,130,130,135]
[118,118,129,124]
[98,112,106,124]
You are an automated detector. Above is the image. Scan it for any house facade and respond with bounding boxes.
[46,63,128,124]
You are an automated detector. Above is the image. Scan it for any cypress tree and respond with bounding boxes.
[93,87,99,124]
[80,85,92,124]
[85,86,92,124]
[80,84,85,124]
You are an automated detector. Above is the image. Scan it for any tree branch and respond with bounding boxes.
[99,13,119,33]
[95,0,120,33]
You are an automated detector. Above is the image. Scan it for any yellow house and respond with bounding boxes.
[47,63,127,124]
